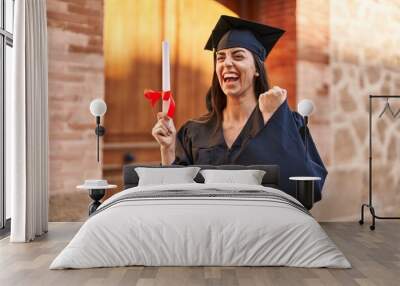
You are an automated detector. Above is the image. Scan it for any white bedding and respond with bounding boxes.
[50,183,351,269]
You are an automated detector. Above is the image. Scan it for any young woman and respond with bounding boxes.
[151,15,327,202]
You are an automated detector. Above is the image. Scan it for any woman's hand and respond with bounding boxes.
[258,86,287,124]
[152,112,176,150]
[152,112,176,165]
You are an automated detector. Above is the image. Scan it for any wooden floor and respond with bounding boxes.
[0,222,399,286]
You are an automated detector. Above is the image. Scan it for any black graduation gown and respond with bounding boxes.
[172,100,328,202]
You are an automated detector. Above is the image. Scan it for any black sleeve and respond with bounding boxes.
[172,122,193,165]
[256,100,328,202]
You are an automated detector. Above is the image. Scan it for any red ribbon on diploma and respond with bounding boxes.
[144,90,176,118]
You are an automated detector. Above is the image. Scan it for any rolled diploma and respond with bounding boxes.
[162,41,170,115]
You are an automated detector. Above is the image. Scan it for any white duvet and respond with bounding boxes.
[50,183,351,269]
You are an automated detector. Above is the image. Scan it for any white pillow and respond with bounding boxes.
[135,167,201,186]
[200,169,266,185]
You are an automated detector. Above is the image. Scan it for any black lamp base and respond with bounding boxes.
[295,180,314,210]
[88,189,105,215]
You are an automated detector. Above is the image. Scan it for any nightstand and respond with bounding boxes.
[77,180,117,215]
[289,176,321,210]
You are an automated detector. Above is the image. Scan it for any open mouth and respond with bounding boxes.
[223,73,240,83]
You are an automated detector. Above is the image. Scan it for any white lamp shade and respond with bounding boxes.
[90,99,107,117]
[298,99,315,117]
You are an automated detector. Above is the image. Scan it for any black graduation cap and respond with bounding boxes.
[204,15,285,61]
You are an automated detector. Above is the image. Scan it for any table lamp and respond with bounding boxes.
[90,99,107,162]
[292,99,319,210]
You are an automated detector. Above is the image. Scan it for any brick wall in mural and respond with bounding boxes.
[47,0,104,221]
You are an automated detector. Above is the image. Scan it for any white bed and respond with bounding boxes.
[50,183,351,269]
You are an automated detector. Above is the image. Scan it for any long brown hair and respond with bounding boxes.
[196,51,270,133]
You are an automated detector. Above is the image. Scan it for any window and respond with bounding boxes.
[1,0,14,233]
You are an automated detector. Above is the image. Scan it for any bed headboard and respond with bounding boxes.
[123,164,280,190]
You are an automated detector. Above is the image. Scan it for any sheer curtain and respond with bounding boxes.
[9,0,49,242]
